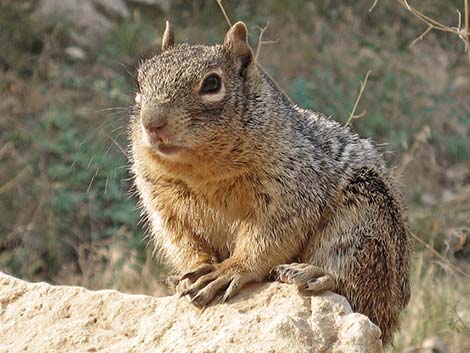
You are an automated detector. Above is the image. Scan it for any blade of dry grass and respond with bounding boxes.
[346,70,372,126]
[410,231,470,280]
[397,0,470,57]
[465,0,470,53]
[215,0,294,104]
[395,125,431,177]
[216,0,232,27]
[0,165,31,194]
[369,0,379,12]
[253,23,278,63]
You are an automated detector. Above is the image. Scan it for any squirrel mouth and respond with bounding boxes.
[155,143,183,156]
[141,127,184,156]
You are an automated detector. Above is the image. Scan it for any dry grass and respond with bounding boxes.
[54,232,168,296]
[395,126,431,178]
[392,253,470,352]
[346,70,372,126]
[396,0,470,57]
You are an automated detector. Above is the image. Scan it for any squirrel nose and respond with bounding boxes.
[141,107,168,133]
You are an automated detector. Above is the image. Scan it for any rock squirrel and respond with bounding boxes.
[129,21,411,345]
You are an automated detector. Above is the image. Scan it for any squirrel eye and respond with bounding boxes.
[200,74,221,94]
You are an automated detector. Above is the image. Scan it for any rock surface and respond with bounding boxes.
[0,272,382,353]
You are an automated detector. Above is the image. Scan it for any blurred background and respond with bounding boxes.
[0,0,469,351]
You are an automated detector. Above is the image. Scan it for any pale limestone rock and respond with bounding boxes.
[0,272,382,353]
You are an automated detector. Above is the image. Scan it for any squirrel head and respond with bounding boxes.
[134,21,261,170]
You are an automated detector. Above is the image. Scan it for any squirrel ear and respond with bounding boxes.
[162,20,174,52]
[224,22,253,72]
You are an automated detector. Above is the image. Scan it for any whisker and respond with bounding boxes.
[86,166,100,195]
[102,132,128,158]
[98,107,132,113]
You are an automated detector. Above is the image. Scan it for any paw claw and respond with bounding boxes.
[180,271,195,281]
[179,265,254,306]
[190,294,201,305]
[269,265,284,280]
[180,263,216,284]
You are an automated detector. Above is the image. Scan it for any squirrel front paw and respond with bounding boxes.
[179,262,257,307]
[165,263,215,294]
[270,263,336,293]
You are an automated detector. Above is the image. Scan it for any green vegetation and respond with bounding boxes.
[0,1,469,351]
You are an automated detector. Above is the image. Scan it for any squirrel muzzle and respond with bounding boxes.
[140,107,175,146]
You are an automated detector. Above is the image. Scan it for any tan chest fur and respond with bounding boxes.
[134,147,272,261]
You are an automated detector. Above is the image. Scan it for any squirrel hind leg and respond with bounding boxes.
[270,263,335,294]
